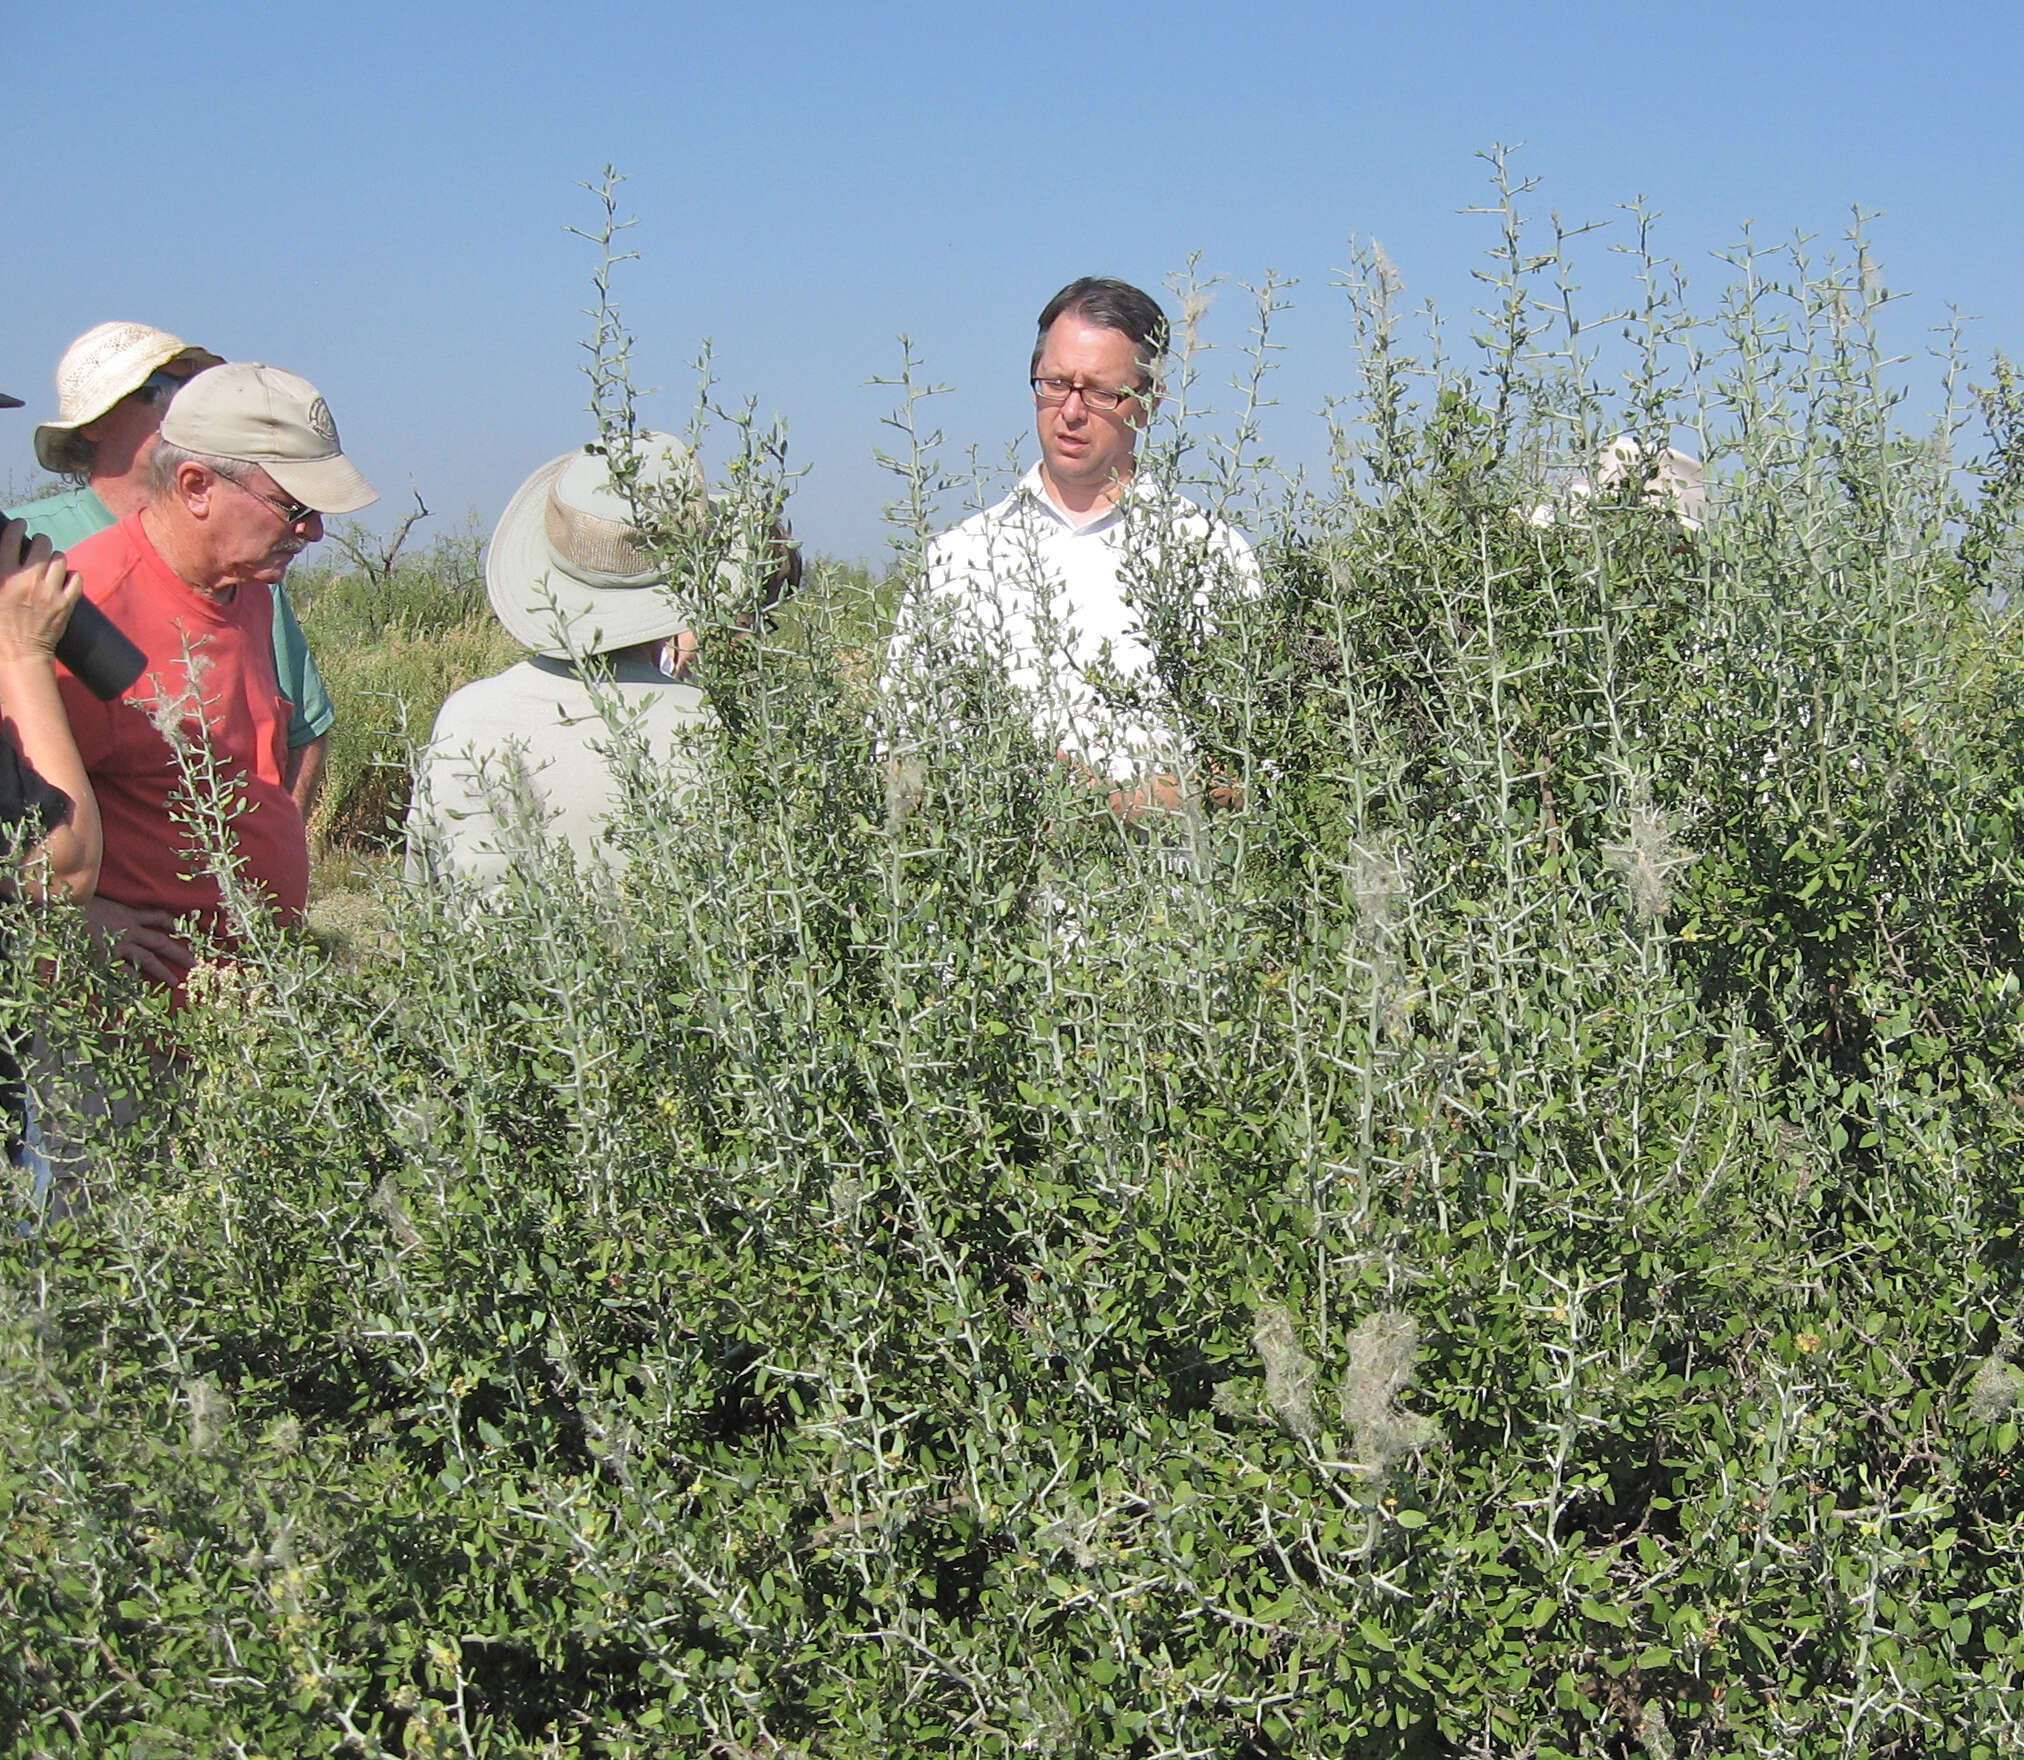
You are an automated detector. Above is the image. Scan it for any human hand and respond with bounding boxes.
[0,519,79,664]
[1056,749,1184,820]
[82,897,196,988]
[1107,773,1187,818]
[661,629,701,681]
[1203,771,1245,811]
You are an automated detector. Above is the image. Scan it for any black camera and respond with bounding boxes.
[5,512,145,701]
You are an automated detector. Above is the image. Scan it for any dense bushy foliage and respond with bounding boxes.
[4,183,2024,1756]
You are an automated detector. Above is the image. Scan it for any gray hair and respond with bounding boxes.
[150,439,249,500]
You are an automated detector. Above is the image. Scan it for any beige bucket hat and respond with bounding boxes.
[34,321,224,471]
[161,362,378,515]
[487,434,711,658]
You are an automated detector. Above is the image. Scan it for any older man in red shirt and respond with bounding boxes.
[57,363,376,993]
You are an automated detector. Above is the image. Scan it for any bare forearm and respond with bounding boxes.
[0,655,100,898]
[285,734,329,821]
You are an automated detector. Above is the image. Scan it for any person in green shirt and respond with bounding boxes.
[13,322,335,817]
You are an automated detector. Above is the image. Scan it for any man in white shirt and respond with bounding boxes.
[887,277,1256,811]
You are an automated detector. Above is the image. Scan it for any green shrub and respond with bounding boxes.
[4,168,2023,1757]
[292,513,890,870]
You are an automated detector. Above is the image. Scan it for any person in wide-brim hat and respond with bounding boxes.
[408,431,801,890]
[485,433,712,659]
[33,321,224,478]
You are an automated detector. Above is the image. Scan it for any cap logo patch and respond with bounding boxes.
[306,396,339,447]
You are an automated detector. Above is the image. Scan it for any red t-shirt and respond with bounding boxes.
[57,515,308,962]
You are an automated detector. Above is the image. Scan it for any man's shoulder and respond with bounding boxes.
[1125,483,1261,579]
[928,486,1030,553]
[429,663,542,738]
[1131,481,1249,536]
[924,473,1078,589]
[430,661,697,744]
[13,485,113,552]
[64,513,152,598]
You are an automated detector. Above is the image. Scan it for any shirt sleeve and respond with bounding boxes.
[13,490,109,553]
[878,536,966,761]
[1220,524,1263,596]
[269,583,334,746]
[0,730,71,850]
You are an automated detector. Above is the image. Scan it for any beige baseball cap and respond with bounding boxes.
[34,321,224,471]
[161,362,378,515]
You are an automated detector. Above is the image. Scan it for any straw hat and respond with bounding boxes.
[161,362,377,515]
[33,322,224,471]
[487,434,712,659]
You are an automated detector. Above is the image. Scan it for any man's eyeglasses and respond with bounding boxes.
[1031,377,1141,414]
[133,369,190,407]
[221,471,318,529]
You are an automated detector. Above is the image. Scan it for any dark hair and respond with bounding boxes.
[1031,278,1169,385]
[48,433,96,483]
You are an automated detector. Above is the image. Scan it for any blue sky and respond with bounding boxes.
[4,1,2015,561]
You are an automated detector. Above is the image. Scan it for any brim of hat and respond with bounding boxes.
[0,391,22,410]
[487,449,689,658]
[266,451,379,517]
[33,422,80,471]
[31,344,227,471]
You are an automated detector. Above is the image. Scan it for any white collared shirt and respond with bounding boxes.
[886,466,1258,781]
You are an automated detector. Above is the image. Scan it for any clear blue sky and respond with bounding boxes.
[5,1,2016,561]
